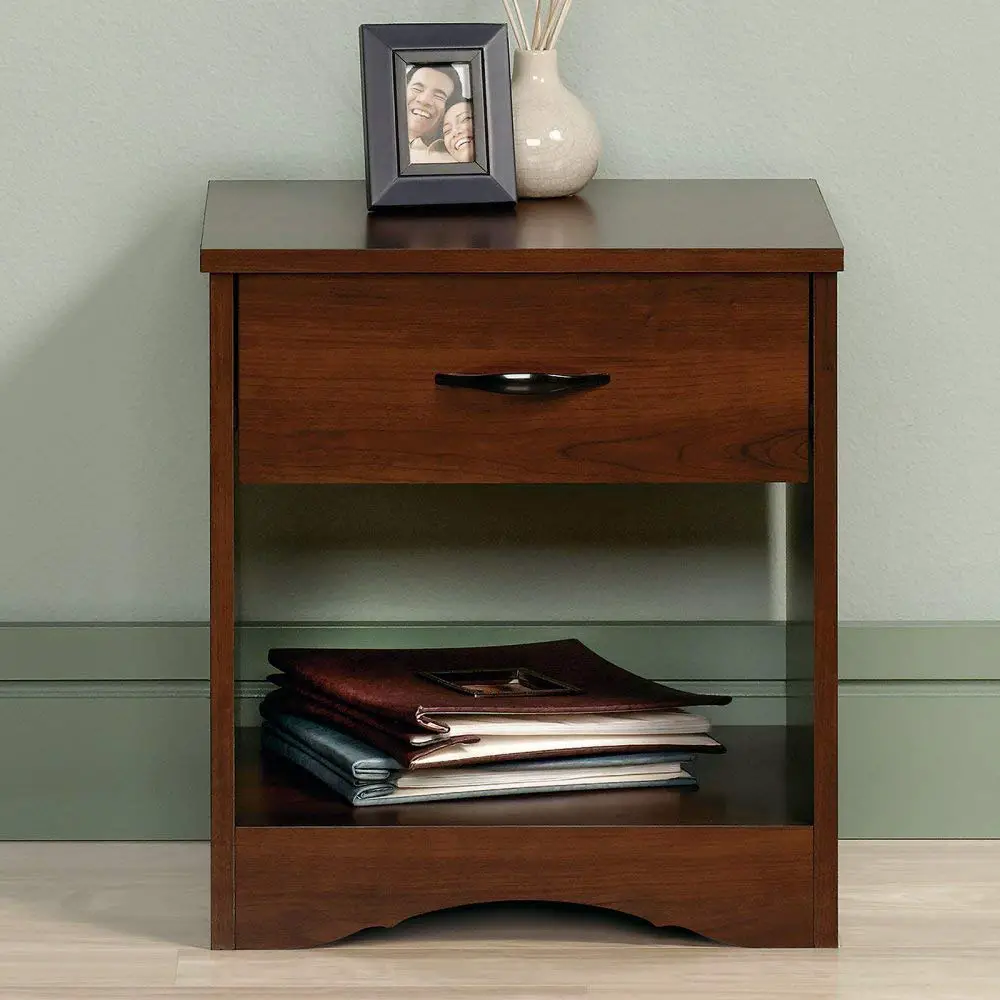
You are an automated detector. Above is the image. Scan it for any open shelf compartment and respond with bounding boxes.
[235,725,813,828]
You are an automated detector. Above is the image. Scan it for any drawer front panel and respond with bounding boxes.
[237,274,809,484]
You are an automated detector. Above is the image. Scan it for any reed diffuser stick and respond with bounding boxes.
[531,0,544,49]
[501,0,528,48]
[502,0,576,50]
[543,0,573,49]
[513,0,532,50]
[546,0,561,42]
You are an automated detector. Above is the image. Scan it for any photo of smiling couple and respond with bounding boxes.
[403,63,477,166]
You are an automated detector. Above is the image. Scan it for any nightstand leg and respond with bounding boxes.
[210,273,236,949]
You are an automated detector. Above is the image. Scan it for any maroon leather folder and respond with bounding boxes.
[263,639,730,769]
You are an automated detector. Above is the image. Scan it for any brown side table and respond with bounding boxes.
[202,179,842,949]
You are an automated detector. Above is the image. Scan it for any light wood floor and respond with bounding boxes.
[0,841,998,998]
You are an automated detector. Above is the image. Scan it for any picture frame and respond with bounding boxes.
[359,23,517,211]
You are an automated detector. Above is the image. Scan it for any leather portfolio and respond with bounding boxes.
[263,639,730,769]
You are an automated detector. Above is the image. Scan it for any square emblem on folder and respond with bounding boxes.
[419,668,582,698]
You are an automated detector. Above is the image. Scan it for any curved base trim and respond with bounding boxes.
[249,897,779,950]
[232,824,821,949]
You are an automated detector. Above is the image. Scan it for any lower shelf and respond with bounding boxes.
[227,726,821,948]
[235,725,813,828]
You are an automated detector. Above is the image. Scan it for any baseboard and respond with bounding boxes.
[1,622,998,839]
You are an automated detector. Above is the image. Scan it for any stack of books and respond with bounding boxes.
[259,639,731,807]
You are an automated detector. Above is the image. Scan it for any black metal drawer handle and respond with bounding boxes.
[434,372,611,396]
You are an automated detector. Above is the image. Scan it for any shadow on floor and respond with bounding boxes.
[339,900,714,949]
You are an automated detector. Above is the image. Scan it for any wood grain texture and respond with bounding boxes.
[783,272,840,946]
[236,725,812,829]
[838,841,1000,950]
[209,274,236,950]
[233,825,814,950]
[811,273,839,946]
[205,246,844,275]
[236,274,810,485]
[200,179,845,274]
[206,178,843,952]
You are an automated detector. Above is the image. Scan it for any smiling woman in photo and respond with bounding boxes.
[441,99,475,163]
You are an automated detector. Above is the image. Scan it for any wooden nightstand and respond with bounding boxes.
[201,179,843,949]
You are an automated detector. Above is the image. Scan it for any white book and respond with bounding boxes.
[413,709,711,744]
[411,731,721,767]
[355,765,696,804]
[395,761,686,791]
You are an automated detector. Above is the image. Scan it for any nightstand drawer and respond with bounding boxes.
[236,274,810,484]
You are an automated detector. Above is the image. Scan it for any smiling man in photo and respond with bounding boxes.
[404,64,461,163]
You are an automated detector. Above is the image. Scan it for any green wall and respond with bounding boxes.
[5,3,999,843]
[1,623,996,840]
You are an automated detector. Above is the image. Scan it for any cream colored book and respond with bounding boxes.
[395,760,688,790]
[409,731,721,767]
[412,709,711,743]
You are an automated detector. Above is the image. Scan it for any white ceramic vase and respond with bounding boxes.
[510,49,601,199]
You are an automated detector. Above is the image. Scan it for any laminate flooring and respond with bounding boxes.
[0,841,998,998]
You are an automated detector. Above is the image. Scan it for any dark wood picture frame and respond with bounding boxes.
[360,23,517,211]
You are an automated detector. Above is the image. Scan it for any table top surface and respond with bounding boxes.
[201,179,844,274]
